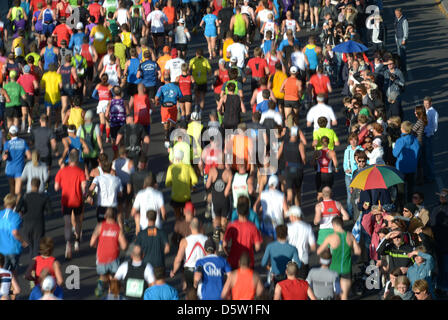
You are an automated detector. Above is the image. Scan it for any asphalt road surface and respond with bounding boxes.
[4,0,448,300]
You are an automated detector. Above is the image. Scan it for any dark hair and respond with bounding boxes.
[237,196,249,217]
[226,82,236,93]
[262,89,270,99]
[275,225,288,240]
[317,117,328,128]
[102,160,112,173]
[332,216,343,228]
[146,210,157,222]
[239,252,250,267]
[153,267,165,280]
[320,249,332,260]
[414,105,428,126]
[31,178,41,189]
[0,253,5,267]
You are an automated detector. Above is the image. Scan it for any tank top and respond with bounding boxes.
[330,231,352,275]
[271,71,287,99]
[35,256,56,279]
[80,44,94,67]
[59,1,70,18]
[232,268,255,300]
[204,148,219,175]
[97,84,112,101]
[305,44,318,71]
[66,136,83,163]
[223,94,241,127]
[284,140,303,169]
[109,98,126,127]
[44,46,57,71]
[284,19,296,34]
[124,262,147,300]
[284,77,299,101]
[278,279,309,300]
[116,8,129,26]
[60,64,73,87]
[67,107,84,129]
[184,234,207,268]
[133,94,150,125]
[320,200,341,230]
[127,58,140,84]
[232,172,249,208]
[175,26,187,44]
[212,168,227,205]
[178,74,192,96]
[105,63,119,86]
[121,32,132,48]
[215,69,230,94]
[97,221,120,264]
[234,13,246,37]
[317,148,333,173]
[263,21,275,39]
[11,7,25,21]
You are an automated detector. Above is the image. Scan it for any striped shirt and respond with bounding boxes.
[0,268,12,297]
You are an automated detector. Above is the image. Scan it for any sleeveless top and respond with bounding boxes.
[232,268,255,300]
[214,68,229,94]
[284,77,299,101]
[133,94,150,125]
[80,44,94,67]
[305,44,318,70]
[97,221,120,264]
[109,98,126,127]
[267,54,279,75]
[232,172,249,208]
[317,148,333,173]
[203,148,219,175]
[44,47,57,71]
[60,64,73,88]
[284,19,296,34]
[263,21,275,39]
[330,231,352,275]
[105,63,119,86]
[97,84,112,101]
[127,58,140,84]
[124,262,147,300]
[278,279,309,300]
[35,256,56,279]
[271,71,287,99]
[67,107,84,129]
[284,140,303,169]
[320,200,341,230]
[234,13,246,37]
[184,234,207,268]
[178,74,192,96]
[212,168,227,205]
[223,94,241,127]
[67,136,83,163]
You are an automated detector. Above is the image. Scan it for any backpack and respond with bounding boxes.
[73,55,86,77]
[81,123,97,155]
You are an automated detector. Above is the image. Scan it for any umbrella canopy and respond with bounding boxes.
[350,165,404,190]
[333,40,368,53]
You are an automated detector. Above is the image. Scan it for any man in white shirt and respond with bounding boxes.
[254,175,288,240]
[286,206,316,279]
[164,48,186,83]
[146,2,168,52]
[131,173,166,235]
[257,7,273,29]
[306,94,337,131]
[423,96,438,182]
[260,100,283,129]
[226,37,248,69]
[291,46,309,74]
[89,160,123,223]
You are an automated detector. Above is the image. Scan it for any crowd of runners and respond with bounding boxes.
[0,0,446,301]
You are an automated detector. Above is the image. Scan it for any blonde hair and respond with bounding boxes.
[3,194,17,208]
[388,116,401,127]
[396,275,410,288]
[412,279,429,293]
[401,121,413,134]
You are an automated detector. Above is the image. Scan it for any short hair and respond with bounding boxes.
[262,89,270,99]
[412,279,429,293]
[69,149,79,163]
[348,132,359,142]
[254,47,262,57]
[239,252,250,267]
[31,178,41,189]
[72,95,82,107]
[237,196,249,217]
[358,114,368,124]
[39,237,54,256]
[322,186,332,198]
[153,267,165,280]
[401,121,413,134]
[320,135,330,145]
[104,207,115,220]
[3,194,17,207]
[275,225,288,240]
[268,100,276,110]
[286,261,298,276]
[320,249,332,260]
[355,150,367,160]
[146,210,157,222]
[390,267,405,277]
[396,275,410,288]
[423,96,432,103]
[332,216,344,228]
[317,117,328,128]
[190,217,200,231]
[102,160,112,173]
[143,172,155,188]
[226,82,236,93]
[372,122,384,134]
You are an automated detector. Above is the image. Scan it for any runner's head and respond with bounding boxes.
[113,85,122,97]
[164,70,170,83]
[238,252,250,268]
[331,216,344,229]
[67,124,77,135]
[68,149,79,164]
[3,194,16,209]
[204,238,216,254]
[101,160,112,173]
[318,117,328,128]
[322,186,332,199]
[319,249,332,266]
[190,217,200,233]
[30,177,41,191]
[100,73,109,85]
[39,236,55,256]
[285,261,298,277]
[236,196,250,218]
[153,267,166,281]
[146,210,157,224]
[275,225,287,241]
[196,48,203,58]
[131,244,143,261]
[320,135,330,148]
[104,207,115,221]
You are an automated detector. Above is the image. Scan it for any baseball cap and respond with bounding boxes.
[41,276,56,292]
[205,238,216,252]
[359,108,370,116]
[23,65,31,74]
[230,56,237,63]
[76,22,84,30]
[9,125,18,135]
[436,188,448,198]
[290,66,298,74]
[171,48,178,58]
[84,109,94,120]
[184,201,195,212]
[163,46,171,53]
[268,175,279,187]
[219,58,226,65]
[178,18,185,24]
[286,206,303,218]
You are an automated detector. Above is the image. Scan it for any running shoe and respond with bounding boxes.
[27,126,31,134]
[74,240,80,252]
[94,282,104,297]
[65,242,72,260]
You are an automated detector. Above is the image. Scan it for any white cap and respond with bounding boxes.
[268,175,279,187]
[287,206,303,218]
[178,18,185,24]
[191,111,200,121]
[290,126,298,137]
[219,58,226,65]
[174,148,184,161]
[41,276,56,291]
[9,125,18,135]
[316,95,325,102]
[76,22,84,30]
[373,138,382,147]
[290,66,298,74]
[230,56,237,63]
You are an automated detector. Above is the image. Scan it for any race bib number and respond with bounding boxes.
[126,278,145,298]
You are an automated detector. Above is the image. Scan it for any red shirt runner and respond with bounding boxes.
[278,279,310,300]
[133,94,151,126]
[97,221,121,264]
[247,57,268,79]
[55,165,86,208]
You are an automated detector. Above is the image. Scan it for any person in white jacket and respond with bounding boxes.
[367,138,384,165]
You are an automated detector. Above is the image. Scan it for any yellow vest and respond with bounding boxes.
[68,107,84,129]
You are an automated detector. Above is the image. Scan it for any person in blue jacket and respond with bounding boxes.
[392,120,420,205]
[407,246,435,298]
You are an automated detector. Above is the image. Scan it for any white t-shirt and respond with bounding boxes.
[260,109,283,127]
[165,57,186,83]
[226,43,247,69]
[114,260,155,284]
[260,189,285,228]
[306,103,337,130]
[132,187,165,230]
[147,10,167,33]
[257,9,273,27]
[287,220,316,265]
[93,173,123,207]
[291,51,307,71]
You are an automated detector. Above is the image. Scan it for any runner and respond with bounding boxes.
[274,261,317,300]
[306,250,341,300]
[189,48,212,110]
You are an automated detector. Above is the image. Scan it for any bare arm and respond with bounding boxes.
[314,203,322,226]
[171,238,187,277]
[53,261,64,287]
[274,283,282,300]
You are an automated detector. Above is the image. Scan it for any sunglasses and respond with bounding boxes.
[358,159,367,163]
[414,291,422,295]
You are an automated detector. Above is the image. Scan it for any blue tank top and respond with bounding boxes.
[305,45,318,71]
[44,47,57,71]
[66,136,83,163]
[109,98,126,127]
[127,58,140,84]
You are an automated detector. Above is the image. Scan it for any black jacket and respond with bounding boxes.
[376,239,414,272]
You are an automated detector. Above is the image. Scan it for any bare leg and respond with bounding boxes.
[340,278,352,300]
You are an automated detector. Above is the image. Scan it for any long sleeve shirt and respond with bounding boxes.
[424,107,439,137]
[343,145,363,178]
[407,252,435,293]
[261,240,300,276]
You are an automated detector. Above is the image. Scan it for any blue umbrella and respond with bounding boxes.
[332,40,368,53]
